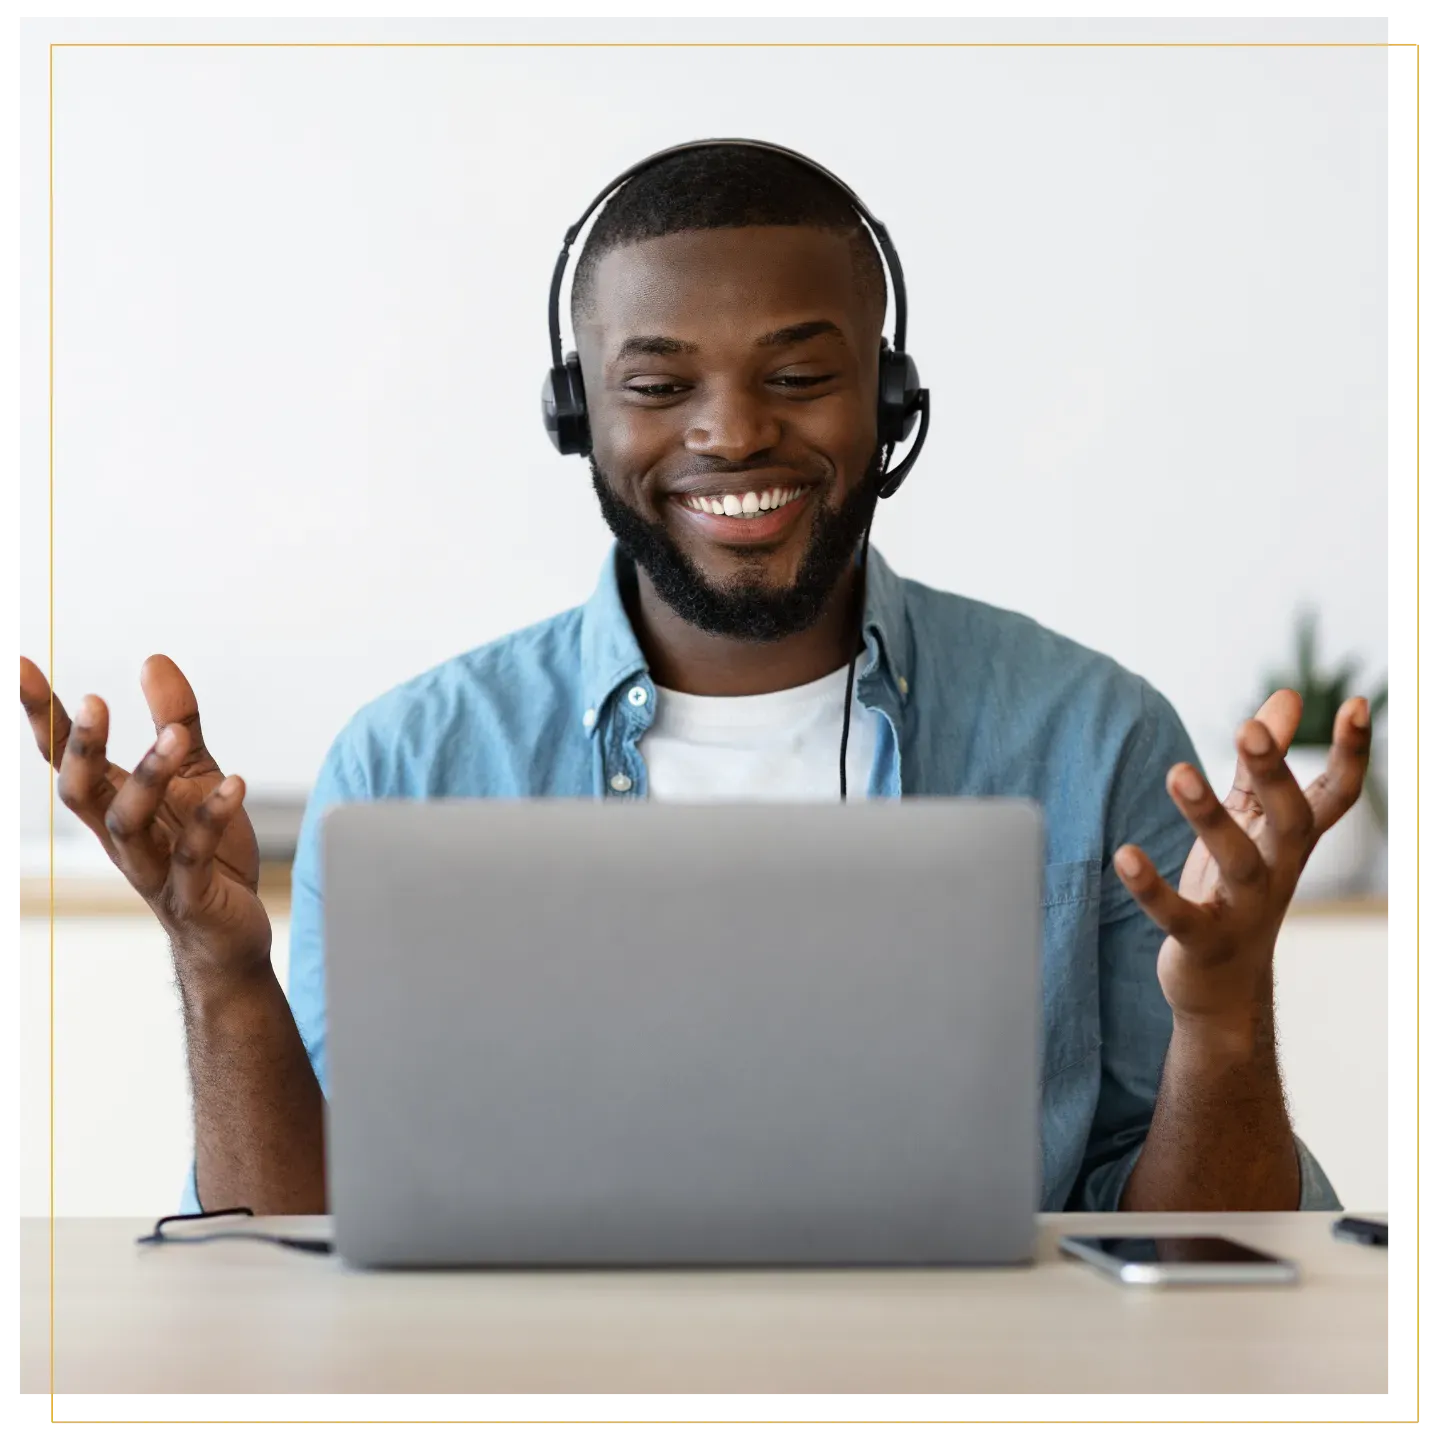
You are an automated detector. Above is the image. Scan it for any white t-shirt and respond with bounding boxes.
[639,655,878,802]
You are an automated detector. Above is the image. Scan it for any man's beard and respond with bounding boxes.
[588,449,886,643]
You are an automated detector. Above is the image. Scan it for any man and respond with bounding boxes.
[20,143,1369,1219]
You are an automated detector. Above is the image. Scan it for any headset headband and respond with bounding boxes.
[547,138,910,370]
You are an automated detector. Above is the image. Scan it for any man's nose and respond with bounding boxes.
[683,383,782,462]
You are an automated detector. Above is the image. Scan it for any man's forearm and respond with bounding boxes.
[1121,1011,1301,1211]
[177,958,328,1215]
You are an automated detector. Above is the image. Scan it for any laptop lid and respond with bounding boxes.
[323,798,1042,1267]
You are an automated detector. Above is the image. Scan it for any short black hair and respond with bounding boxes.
[570,143,887,332]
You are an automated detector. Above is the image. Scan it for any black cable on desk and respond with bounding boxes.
[136,1206,333,1255]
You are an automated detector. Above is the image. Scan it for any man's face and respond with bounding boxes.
[579,226,884,641]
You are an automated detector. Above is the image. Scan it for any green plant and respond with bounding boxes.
[1261,609,1387,830]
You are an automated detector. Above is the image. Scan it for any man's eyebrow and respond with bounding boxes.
[614,335,699,361]
[755,320,846,348]
[613,320,847,362]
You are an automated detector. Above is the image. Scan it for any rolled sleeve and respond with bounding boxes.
[1072,1137,1146,1212]
[179,1162,201,1214]
[1295,1134,1343,1210]
[1076,1137,1341,1213]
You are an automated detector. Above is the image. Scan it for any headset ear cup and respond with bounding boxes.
[877,345,922,448]
[540,369,563,452]
[565,355,591,456]
[541,353,591,456]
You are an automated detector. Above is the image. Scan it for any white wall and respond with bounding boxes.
[19,19,1387,838]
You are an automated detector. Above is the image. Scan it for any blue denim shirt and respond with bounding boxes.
[184,543,1339,1213]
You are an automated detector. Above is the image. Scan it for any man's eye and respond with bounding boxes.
[772,374,837,389]
[626,382,687,398]
[625,374,837,399]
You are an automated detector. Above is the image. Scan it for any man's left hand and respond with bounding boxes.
[1114,689,1372,1042]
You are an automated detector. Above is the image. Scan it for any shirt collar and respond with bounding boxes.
[578,546,650,716]
[579,541,912,719]
[856,539,912,694]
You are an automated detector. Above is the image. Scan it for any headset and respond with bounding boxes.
[539,139,933,798]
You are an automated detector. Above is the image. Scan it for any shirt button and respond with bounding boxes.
[609,773,633,793]
[898,676,909,696]
[627,686,648,709]
[582,708,597,729]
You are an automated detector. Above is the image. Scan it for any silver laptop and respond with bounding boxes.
[322,799,1043,1268]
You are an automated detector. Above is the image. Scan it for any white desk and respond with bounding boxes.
[21,1213,1386,1394]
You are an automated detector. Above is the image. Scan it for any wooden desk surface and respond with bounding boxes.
[21,1213,1386,1395]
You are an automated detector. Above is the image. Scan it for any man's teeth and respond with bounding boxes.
[683,486,808,517]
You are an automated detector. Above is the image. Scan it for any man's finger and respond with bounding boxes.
[1114,845,1207,942]
[1254,689,1304,753]
[1234,718,1316,848]
[1226,689,1302,806]
[102,723,191,894]
[1167,764,1267,888]
[19,656,73,768]
[169,775,247,910]
[1306,696,1373,835]
[139,655,217,771]
[55,694,125,837]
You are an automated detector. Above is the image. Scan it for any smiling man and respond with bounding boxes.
[20,141,1370,1219]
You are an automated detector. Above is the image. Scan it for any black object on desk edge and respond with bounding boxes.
[1331,1215,1387,1248]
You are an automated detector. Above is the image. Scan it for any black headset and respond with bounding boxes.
[540,138,930,499]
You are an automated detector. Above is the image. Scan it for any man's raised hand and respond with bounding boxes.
[19,654,271,979]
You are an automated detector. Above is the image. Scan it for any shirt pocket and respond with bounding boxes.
[1040,858,1103,1082]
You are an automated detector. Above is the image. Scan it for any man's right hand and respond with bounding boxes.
[20,654,272,987]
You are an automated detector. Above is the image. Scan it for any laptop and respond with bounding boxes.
[322,798,1043,1268]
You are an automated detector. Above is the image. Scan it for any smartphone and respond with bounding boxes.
[1059,1235,1300,1286]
